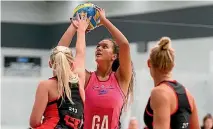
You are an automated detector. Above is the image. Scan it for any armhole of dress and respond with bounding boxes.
[113,72,126,102]
[145,98,153,116]
[163,82,179,115]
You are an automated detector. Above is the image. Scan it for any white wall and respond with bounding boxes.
[48,1,213,23]
[2,1,213,24]
[210,51,213,73]
[1,1,49,24]
[1,37,213,128]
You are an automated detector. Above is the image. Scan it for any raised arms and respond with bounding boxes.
[97,8,132,90]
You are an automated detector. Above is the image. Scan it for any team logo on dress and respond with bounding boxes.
[92,85,114,95]
[108,85,114,89]
[93,85,99,90]
[99,85,107,95]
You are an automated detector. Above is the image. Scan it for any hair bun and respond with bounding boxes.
[158,37,171,50]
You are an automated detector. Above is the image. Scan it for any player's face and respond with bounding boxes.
[95,39,117,62]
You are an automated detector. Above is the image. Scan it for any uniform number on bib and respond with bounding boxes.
[92,115,109,129]
[69,107,78,114]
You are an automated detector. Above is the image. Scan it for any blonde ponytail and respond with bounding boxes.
[50,46,79,105]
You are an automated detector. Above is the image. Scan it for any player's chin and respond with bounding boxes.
[95,56,105,63]
[95,57,101,62]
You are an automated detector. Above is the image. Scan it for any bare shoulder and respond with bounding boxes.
[36,79,55,91]
[84,69,92,87]
[85,69,92,79]
[151,86,170,105]
[151,86,169,100]
[85,69,92,75]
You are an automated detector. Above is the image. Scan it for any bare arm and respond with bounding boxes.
[74,16,89,85]
[74,29,86,102]
[150,88,171,129]
[59,15,91,86]
[97,8,132,85]
[58,23,77,47]
[75,30,86,72]
[73,14,90,101]
[30,81,48,128]
[189,97,200,129]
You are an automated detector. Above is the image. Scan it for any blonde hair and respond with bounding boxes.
[150,37,175,72]
[50,46,79,104]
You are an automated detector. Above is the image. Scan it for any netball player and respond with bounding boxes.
[29,13,89,129]
[59,8,135,129]
[143,37,200,129]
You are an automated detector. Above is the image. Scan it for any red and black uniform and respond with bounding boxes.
[144,80,192,129]
[35,77,84,129]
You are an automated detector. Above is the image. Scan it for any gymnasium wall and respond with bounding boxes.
[1,37,213,128]
[2,1,213,24]
[2,1,213,48]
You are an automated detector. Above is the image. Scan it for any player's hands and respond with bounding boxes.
[96,7,107,25]
[72,12,91,32]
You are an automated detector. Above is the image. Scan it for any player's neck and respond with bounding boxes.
[96,64,112,77]
[153,73,172,86]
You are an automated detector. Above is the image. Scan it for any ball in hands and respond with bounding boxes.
[73,3,102,31]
